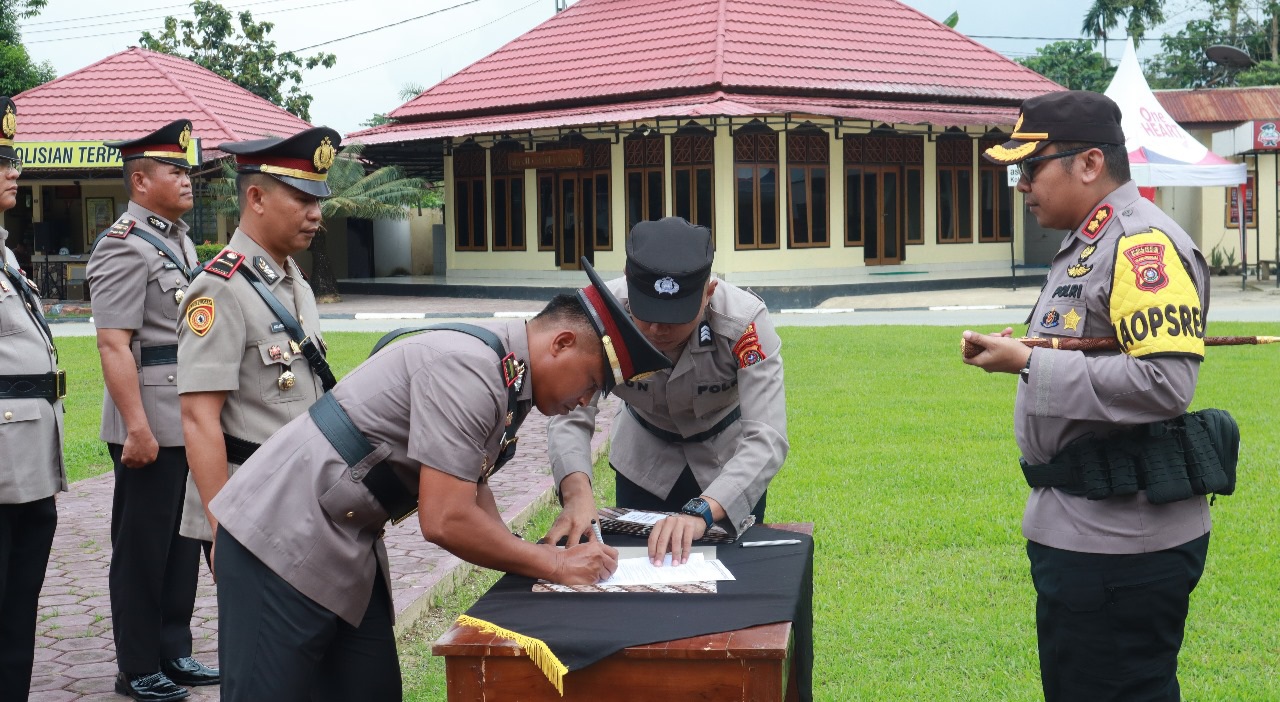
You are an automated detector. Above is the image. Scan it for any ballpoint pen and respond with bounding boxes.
[739,539,802,548]
[591,518,604,543]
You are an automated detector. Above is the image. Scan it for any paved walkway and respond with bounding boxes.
[29,397,618,701]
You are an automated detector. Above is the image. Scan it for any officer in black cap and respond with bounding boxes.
[547,217,789,566]
[0,96,69,702]
[176,127,339,614]
[965,90,1213,700]
[91,119,216,701]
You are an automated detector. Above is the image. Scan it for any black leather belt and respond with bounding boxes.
[223,434,261,465]
[140,344,178,366]
[0,371,67,401]
[309,393,417,524]
[626,404,742,443]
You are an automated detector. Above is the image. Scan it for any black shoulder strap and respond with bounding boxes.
[91,221,195,280]
[371,322,526,478]
[234,264,337,391]
[2,262,56,355]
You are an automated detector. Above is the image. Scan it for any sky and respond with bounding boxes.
[19,0,1212,136]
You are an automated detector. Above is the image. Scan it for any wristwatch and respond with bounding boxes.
[1019,351,1033,383]
[681,497,714,529]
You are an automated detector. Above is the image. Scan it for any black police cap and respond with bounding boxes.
[1,97,19,163]
[625,217,714,325]
[576,257,672,395]
[983,91,1127,165]
[219,126,342,198]
[103,119,195,169]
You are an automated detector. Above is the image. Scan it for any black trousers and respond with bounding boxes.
[108,443,200,674]
[0,495,57,700]
[614,465,768,522]
[215,526,401,702]
[1027,532,1210,702]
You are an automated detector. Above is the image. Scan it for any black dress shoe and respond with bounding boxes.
[160,656,221,686]
[114,671,191,701]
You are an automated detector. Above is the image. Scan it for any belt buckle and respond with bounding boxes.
[55,370,67,399]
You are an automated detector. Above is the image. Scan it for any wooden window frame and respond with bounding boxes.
[843,135,924,248]
[786,129,829,249]
[625,134,665,234]
[453,145,487,252]
[935,137,974,245]
[673,131,716,231]
[734,128,781,251]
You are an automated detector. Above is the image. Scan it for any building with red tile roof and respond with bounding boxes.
[2,47,314,275]
[345,0,1067,287]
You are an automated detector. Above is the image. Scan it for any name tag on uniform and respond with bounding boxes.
[163,262,178,269]
[270,322,286,333]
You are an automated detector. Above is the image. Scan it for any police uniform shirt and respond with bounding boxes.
[0,229,66,503]
[210,320,534,626]
[176,228,324,541]
[86,202,198,446]
[547,277,788,534]
[1016,180,1211,555]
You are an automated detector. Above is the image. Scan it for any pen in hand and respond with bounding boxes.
[739,539,802,548]
[591,518,604,543]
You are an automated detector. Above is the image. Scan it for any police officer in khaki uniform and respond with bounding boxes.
[966,91,1213,701]
[0,95,68,702]
[547,218,788,565]
[88,120,218,701]
[208,261,669,701]
[178,127,335,554]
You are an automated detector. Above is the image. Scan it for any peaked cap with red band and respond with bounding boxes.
[219,126,342,198]
[103,119,195,169]
[576,257,671,395]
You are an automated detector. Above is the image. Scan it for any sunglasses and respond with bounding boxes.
[0,157,21,177]
[1018,147,1092,184]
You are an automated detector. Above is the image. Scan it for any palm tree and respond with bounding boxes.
[206,142,432,301]
[1082,0,1125,59]
[1124,0,1165,43]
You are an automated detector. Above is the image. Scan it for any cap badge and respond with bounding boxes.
[1013,113,1024,133]
[313,136,336,172]
[1,105,15,140]
[654,277,680,296]
[178,123,192,150]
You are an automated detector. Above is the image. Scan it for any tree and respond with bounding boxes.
[139,1,336,121]
[0,0,56,95]
[361,83,426,129]
[210,143,430,301]
[1144,0,1272,89]
[1017,40,1118,92]
[1082,0,1166,58]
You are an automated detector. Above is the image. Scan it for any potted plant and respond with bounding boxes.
[1209,245,1225,276]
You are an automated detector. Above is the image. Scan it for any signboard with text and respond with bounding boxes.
[508,148,583,170]
[15,139,201,170]
[1253,120,1280,151]
[1226,172,1256,227]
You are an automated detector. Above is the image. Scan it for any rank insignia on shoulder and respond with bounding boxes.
[253,256,279,284]
[204,249,244,279]
[501,352,526,391]
[186,297,215,336]
[732,323,767,369]
[146,215,169,232]
[106,218,135,239]
[1082,204,1113,239]
[698,321,713,347]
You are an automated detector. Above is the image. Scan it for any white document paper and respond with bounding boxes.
[615,510,669,525]
[598,553,735,586]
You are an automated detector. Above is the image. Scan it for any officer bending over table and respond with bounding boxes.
[207,260,669,701]
[546,218,788,564]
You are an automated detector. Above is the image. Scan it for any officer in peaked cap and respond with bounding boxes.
[547,217,789,567]
[176,127,338,602]
[966,90,1213,700]
[205,259,668,700]
[0,96,69,701]
[89,118,217,701]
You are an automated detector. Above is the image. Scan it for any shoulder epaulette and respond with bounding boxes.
[105,217,136,239]
[204,249,245,279]
[1081,203,1114,240]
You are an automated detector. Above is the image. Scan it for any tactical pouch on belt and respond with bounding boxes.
[1020,408,1239,503]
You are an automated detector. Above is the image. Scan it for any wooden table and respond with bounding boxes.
[433,523,812,701]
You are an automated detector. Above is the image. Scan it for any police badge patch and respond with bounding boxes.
[1041,309,1061,328]
[186,297,215,336]
[654,277,680,296]
[732,323,766,369]
[1124,242,1169,292]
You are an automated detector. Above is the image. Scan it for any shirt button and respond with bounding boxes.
[3,411,11,420]
[346,511,356,518]
[167,375,175,383]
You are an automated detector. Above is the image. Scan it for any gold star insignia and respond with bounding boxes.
[1063,308,1081,330]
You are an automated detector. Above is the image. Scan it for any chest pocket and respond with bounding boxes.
[0,284,29,337]
[151,270,187,320]
[692,374,739,418]
[255,339,311,405]
[1031,299,1088,339]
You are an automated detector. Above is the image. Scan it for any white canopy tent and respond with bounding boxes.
[1104,40,1247,187]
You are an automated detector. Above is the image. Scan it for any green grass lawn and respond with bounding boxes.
[56,323,1279,699]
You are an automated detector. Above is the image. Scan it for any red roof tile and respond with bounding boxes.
[388,0,1060,122]
[351,92,1018,144]
[12,48,312,148]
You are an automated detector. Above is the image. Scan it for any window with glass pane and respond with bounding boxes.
[845,167,863,246]
[786,130,829,248]
[538,175,554,251]
[452,146,487,251]
[935,136,973,244]
[594,173,610,249]
[734,127,780,250]
[978,138,1014,242]
[673,130,714,230]
[624,133,664,236]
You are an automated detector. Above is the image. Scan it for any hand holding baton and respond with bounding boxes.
[962,335,1280,359]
